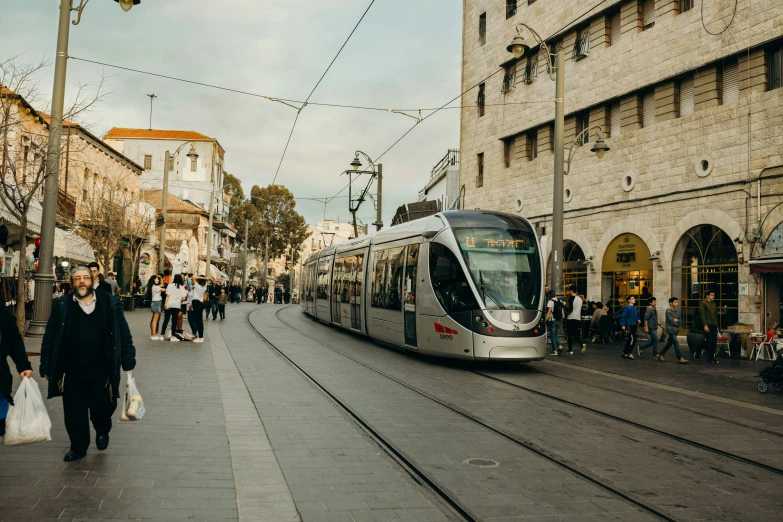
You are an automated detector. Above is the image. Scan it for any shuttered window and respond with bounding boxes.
[722,60,739,104]
[642,91,655,127]
[643,0,656,30]
[679,77,694,117]
[610,103,621,137]
[610,12,621,46]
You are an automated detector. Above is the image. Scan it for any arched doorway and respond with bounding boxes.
[671,225,738,329]
[546,240,587,296]
[601,233,653,316]
[749,220,783,328]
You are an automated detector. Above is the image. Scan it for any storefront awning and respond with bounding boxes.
[198,260,228,281]
[749,255,783,274]
[54,228,95,264]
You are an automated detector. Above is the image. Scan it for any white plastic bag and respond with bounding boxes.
[120,371,145,421]
[4,378,52,446]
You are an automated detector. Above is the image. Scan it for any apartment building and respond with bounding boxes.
[460,0,783,329]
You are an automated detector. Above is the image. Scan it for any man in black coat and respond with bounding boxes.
[0,306,33,439]
[40,266,136,462]
[87,262,112,294]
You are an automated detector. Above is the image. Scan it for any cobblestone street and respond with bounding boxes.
[2,303,782,521]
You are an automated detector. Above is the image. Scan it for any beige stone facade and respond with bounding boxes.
[460,0,783,329]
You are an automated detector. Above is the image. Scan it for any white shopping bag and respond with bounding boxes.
[4,378,52,446]
[120,371,145,421]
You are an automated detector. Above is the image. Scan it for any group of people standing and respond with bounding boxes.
[545,284,723,364]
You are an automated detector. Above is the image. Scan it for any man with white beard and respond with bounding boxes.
[40,266,136,462]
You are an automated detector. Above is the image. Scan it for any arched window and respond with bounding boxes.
[671,225,738,329]
[547,240,587,296]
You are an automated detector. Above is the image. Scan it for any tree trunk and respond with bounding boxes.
[15,220,27,337]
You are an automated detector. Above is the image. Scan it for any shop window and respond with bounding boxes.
[429,243,478,313]
[671,225,739,330]
[600,233,654,316]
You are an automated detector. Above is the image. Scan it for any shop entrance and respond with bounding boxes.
[601,233,653,317]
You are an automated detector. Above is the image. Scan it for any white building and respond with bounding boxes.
[417,149,461,210]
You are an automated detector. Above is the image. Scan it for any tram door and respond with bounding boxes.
[404,245,419,347]
[351,254,364,331]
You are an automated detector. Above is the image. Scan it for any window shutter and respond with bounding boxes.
[610,103,621,137]
[643,0,656,28]
[642,91,655,127]
[722,61,739,104]
[610,13,621,45]
[679,77,694,117]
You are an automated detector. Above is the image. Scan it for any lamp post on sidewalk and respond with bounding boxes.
[158,143,198,275]
[348,151,380,237]
[505,23,608,295]
[28,0,141,337]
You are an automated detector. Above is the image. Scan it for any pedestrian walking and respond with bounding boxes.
[545,290,563,355]
[161,274,187,342]
[1,305,33,441]
[620,295,641,359]
[638,296,661,359]
[147,275,163,340]
[217,288,228,320]
[660,297,688,363]
[563,284,583,355]
[189,276,207,343]
[87,262,112,294]
[698,290,720,364]
[39,266,136,461]
[208,279,221,320]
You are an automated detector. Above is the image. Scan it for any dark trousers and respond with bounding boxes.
[211,300,219,319]
[623,325,638,354]
[661,334,683,358]
[218,304,226,320]
[161,308,179,336]
[566,319,581,351]
[191,300,204,337]
[63,377,117,454]
[705,325,718,359]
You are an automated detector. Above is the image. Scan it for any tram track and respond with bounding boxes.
[262,306,677,522]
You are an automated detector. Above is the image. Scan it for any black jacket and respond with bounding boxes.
[0,306,32,406]
[39,290,136,400]
[96,280,112,295]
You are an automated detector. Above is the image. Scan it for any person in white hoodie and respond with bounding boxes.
[187,276,208,343]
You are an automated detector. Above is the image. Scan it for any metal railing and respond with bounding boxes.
[430,149,460,178]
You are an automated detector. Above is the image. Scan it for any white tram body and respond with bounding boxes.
[301,210,546,361]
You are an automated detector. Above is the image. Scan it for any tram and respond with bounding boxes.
[301,210,546,361]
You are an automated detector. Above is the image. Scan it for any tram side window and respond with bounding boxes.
[354,254,364,303]
[429,243,479,313]
[371,247,404,311]
[332,258,343,302]
[338,256,352,303]
[317,259,330,299]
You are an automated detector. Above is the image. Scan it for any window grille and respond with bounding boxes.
[679,77,694,116]
[506,0,517,19]
[680,0,694,13]
[610,12,621,45]
[477,153,484,188]
[573,27,590,60]
[479,13,486,46]
[548,40,562,69]
[769,45,783,91]
[610,103,621,137]
[143,155,152,170]
[642,91,655,127]
[501,66,516,94]
[576,113,591,144]
[643,0,656,30]
[722,60,739,104]
[477,83,485,116]
[520,54,538,84]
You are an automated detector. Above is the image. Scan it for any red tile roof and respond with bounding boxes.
[141,190,207,215]
[104,128,215,141]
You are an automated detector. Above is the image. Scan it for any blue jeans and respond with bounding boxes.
[661,332,682,358]
[640,329,659,356]
[547,320,561,352]
[211,299,219,319]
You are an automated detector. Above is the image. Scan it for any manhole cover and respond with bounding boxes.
[463,458,499,468]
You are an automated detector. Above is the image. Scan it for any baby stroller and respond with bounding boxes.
[757,354,783,393]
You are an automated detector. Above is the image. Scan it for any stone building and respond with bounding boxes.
[459,0,783,330]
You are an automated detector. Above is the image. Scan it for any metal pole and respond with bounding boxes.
[206,190,214,279]
[551,50,565,295]
[147,94,156,130]
[242,218,248,290]
[28,0,72,337]
[375,163,383,232]
[289,245,295,299]
[158,150,170,274]
[264,235,269,302]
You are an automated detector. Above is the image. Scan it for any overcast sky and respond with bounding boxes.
[1,0,462,229]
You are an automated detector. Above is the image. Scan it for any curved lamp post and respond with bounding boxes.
[565,126,610,176]
[505,23,609,296]
[28,0,140,337]
[347,151,382,236]
[158,142,198,274]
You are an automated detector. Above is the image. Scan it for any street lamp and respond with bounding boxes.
[347,151,384,234]
[28,0,140,337]
[564,126,610,176]
[158,142,198,275]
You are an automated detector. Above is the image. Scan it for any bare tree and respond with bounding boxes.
[0,57,105,333]
[124,200,156,291]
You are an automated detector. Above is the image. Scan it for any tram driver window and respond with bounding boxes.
[429,243,478,313]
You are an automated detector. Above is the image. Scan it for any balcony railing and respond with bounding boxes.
[56,188,76,227]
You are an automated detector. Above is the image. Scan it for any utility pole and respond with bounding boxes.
[263,235,269,302]
[551,49,565,295]
[374,163,383,232]
[242,218,249,290]
[28,0,72,336]
[158,151,170,274]
[206,190,214,280]
[147,94,156,130]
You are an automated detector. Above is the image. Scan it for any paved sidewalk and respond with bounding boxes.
[1,307,241,521]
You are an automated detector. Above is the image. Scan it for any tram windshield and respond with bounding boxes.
[453,228,541,310]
